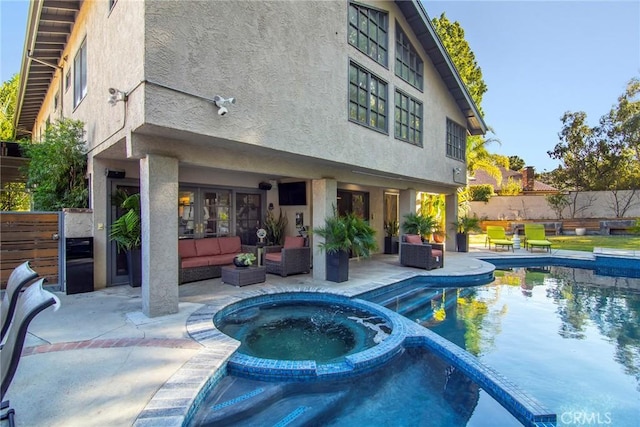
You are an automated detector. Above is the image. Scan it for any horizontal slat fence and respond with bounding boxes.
[1,212,59,289]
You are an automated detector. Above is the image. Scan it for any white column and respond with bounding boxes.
[89,156,108,289]
[140,154,179,317]
[445,192,458,252]
[312,178,337,281]
[398,188,418,233]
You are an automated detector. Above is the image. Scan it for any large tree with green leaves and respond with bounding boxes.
[23,119,88,210]
[0,74,19,139]
[431,13,501,181]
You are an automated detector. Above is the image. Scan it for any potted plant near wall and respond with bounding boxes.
[401,212,437,242]
[313,210,378,283]
[264,208,288,246]
[452,214,482,253]
[384,220,399,254]
[109,192,142,287]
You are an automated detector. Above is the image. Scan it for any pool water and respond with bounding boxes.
[216,302,391,363]
[415,266,640,427]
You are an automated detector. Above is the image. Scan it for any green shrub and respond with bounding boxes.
[469,184,494,202]
[499,177,522,196]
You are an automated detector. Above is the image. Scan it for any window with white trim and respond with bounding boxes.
[73,39,87,108]
[348,2,388,66]
[446,118,466,161]
[349,61,387,132]
[394,90,422,145]
[395,25,423,90]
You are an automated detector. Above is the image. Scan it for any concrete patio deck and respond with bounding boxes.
[2,245,594,426]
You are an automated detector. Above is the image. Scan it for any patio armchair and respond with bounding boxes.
[1,278,60,427]
[486,226,514,252]
[1,261,39,343]
[399,234,444,270]
[524,224,552,252]
[264,236,311,277]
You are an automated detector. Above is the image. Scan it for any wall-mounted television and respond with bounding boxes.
[278,182,307,205]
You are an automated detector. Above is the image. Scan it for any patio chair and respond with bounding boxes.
[399,234,444,270]
[264,236,311,277]
[486,226,514,252]
[524,224,552,252]
[1,278,60,427]
[1,261,39,343]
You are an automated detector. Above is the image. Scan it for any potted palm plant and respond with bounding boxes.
[109,192,142,287]
[313,210,378,282]
[452,214,482,252]
[401,212,437,241]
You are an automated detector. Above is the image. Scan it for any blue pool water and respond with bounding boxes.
[190,263,639,426]
[407,266,640,427]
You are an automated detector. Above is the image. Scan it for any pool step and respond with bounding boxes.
[375,286,437,309]
[380,288,444,315]
[195,376,347,427]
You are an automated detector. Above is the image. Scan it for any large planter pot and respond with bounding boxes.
[127,248,142,287]
[326,250,349,283]
[456,232,469,253]
[575,227,587,236]
[384,236,399,254]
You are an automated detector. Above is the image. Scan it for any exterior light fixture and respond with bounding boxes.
[212,95,236,116]
[108,88,127,105]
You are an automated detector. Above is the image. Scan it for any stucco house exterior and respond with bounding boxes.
[15,0,486,316]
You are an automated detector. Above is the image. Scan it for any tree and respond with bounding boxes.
[23,119,88,210]
[0,182,30,211]
[508,155,525,171]
[432,13,502,182]
[0,74,19,139]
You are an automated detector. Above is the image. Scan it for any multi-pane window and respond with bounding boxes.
[348,2,388,66]
[73,39,87,107]
[446,118,467,161]
[349,62,387,132]
[395,26,423,90]
[394,90,422,145]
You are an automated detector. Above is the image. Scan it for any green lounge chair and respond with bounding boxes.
[524,224,552,252]
[486,226,514,252]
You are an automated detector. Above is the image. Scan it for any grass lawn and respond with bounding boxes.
[470,234,640,252]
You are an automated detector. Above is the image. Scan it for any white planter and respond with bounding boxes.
[575,227,587,236]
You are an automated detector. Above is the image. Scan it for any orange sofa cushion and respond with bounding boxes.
[181,257,208,269]
[218,236,242,254]
[204,254,237,266]
[265,252,282,263]
[195,238,221,256]
[284,236,305,249]
[405,234,422,244]
[178,239,198,259]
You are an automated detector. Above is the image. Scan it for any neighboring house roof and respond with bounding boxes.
[470,166,558,193]
[14,0,487,138]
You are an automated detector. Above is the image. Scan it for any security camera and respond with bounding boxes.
[218,106,228,116]
[213,95,236,116]
[108,87,117,95]
[108,88,126,105]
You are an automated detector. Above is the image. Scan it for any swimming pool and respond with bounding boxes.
[377,265,640,427]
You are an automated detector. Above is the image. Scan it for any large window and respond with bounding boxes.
[446,118,466,161]
[73,39,87,108]
[348,2,388,66]
[394,90,422,145]
[395,25,423,90]
[349,62,387,132]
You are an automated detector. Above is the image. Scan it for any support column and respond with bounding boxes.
[312,178,337,281]
[140,154,179,317]
[88,156,108,289]
[398,188,418,232]
[445,192,459,252]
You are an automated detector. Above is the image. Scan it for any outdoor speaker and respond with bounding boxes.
[105,169,126,179]
[259,181,272,190]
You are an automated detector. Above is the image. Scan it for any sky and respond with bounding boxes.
[1,0,639,172]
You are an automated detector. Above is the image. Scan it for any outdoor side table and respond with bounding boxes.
[221,265,266,287]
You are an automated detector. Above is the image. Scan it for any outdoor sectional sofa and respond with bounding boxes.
[178,236,254,284]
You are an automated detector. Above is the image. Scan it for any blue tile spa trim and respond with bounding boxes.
[208,291,556,427]
[215,292,408,382]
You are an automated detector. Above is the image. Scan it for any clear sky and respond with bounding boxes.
[2,0,639,172]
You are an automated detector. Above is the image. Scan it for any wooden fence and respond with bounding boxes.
[0,212,60,289]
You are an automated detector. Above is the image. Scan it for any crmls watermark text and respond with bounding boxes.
[561,411,612,425]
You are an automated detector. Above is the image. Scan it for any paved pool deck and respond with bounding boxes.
[1,245,599,426]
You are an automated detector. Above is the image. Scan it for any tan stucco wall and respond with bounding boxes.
[470,191,640,220]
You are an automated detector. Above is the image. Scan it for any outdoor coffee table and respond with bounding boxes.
[221,265,266,287]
